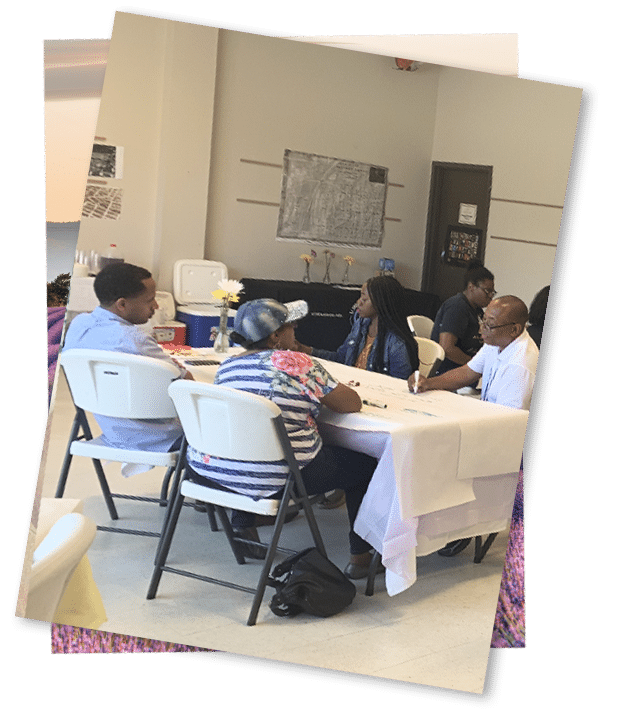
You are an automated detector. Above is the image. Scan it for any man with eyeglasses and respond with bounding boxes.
[429,261,496,375]
[408,294,538,555]
[410,295,538,409]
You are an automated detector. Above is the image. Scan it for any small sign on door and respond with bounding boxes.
[458,203,477,225]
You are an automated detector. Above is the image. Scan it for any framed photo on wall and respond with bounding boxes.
[443,225,483,267]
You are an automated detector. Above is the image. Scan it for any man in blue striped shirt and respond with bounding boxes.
[64,263,194,467]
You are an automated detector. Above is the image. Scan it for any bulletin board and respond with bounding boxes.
[276,149,388,248]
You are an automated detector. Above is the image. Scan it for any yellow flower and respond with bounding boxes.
[300,254,314,263]
[211,289,241,302]
[344,255,356,265]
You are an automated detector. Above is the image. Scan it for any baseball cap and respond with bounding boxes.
[233,298,309,344]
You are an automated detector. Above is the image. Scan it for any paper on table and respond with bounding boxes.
[408,391,528,481]
[394,390,528,481]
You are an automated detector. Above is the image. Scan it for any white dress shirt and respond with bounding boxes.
[467,329,538,410]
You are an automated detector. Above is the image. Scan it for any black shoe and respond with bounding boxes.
[344,552,386,580]
[437,538,472,557]
[232,527,266,560]
[254,507,300,527]
[318,489,346,510]
[344,561,386,580]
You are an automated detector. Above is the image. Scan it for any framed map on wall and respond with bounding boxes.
[276,149,388,248]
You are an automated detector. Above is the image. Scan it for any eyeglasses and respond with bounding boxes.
[480,320,516,331]
[478,287,497,298]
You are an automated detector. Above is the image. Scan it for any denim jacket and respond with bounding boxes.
[312,313,417,379]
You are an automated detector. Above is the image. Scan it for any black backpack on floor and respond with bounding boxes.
[268,547,356,618]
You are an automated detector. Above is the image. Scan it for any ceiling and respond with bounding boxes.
[44,33,517,101]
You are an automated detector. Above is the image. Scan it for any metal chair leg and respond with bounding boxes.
[159,465,176,506]
[89,458,119,520]
[215,506,247,565]
[72,408,119,520]
[276,417,326,557]
[157,443,187,556]
[55,412,82,498]
[474,532,498,563]
[206,504,219,531]
[364,551,382,596]
[148,487,186,598]
[246,480,296,626]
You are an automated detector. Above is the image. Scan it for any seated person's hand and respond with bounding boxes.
[408,373,428,393]
[170,357,194,380]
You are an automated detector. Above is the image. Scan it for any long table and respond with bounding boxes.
[170,347,527,595]
[312,360,525,595]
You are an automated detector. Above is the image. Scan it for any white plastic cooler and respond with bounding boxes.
[173,259,236,347]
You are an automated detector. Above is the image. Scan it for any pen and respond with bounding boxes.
[413,370,420,394]
[362,399,387,409]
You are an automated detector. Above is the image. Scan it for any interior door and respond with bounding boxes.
[421,162,492,305]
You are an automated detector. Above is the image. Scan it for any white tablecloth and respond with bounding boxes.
[172,348,527,595]
[312,360,526,594]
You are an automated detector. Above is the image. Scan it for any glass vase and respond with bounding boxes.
[213,304,230,353]
[302,261,311,283]
[322,255,332,284]
[342,264,350,284]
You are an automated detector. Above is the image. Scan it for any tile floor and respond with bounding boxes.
[33,371,510,694]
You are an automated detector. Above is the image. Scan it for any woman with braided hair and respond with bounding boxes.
[295,275,419,380]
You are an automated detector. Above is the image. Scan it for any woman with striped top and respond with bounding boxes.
[185,298,379,580]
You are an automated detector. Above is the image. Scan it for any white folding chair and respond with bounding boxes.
[147,380,327,626]
[408,315,433,340]
[24,513,97,622]
[56,348,190,538]
[415,336,445,378]
[407,314,434,339]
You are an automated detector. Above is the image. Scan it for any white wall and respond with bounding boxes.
[75,14,219,290]
[431,68,582,305]
[73,14,581,305]
[74,14,166,273]
[205,30,440,289]
[153,20,220,292]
